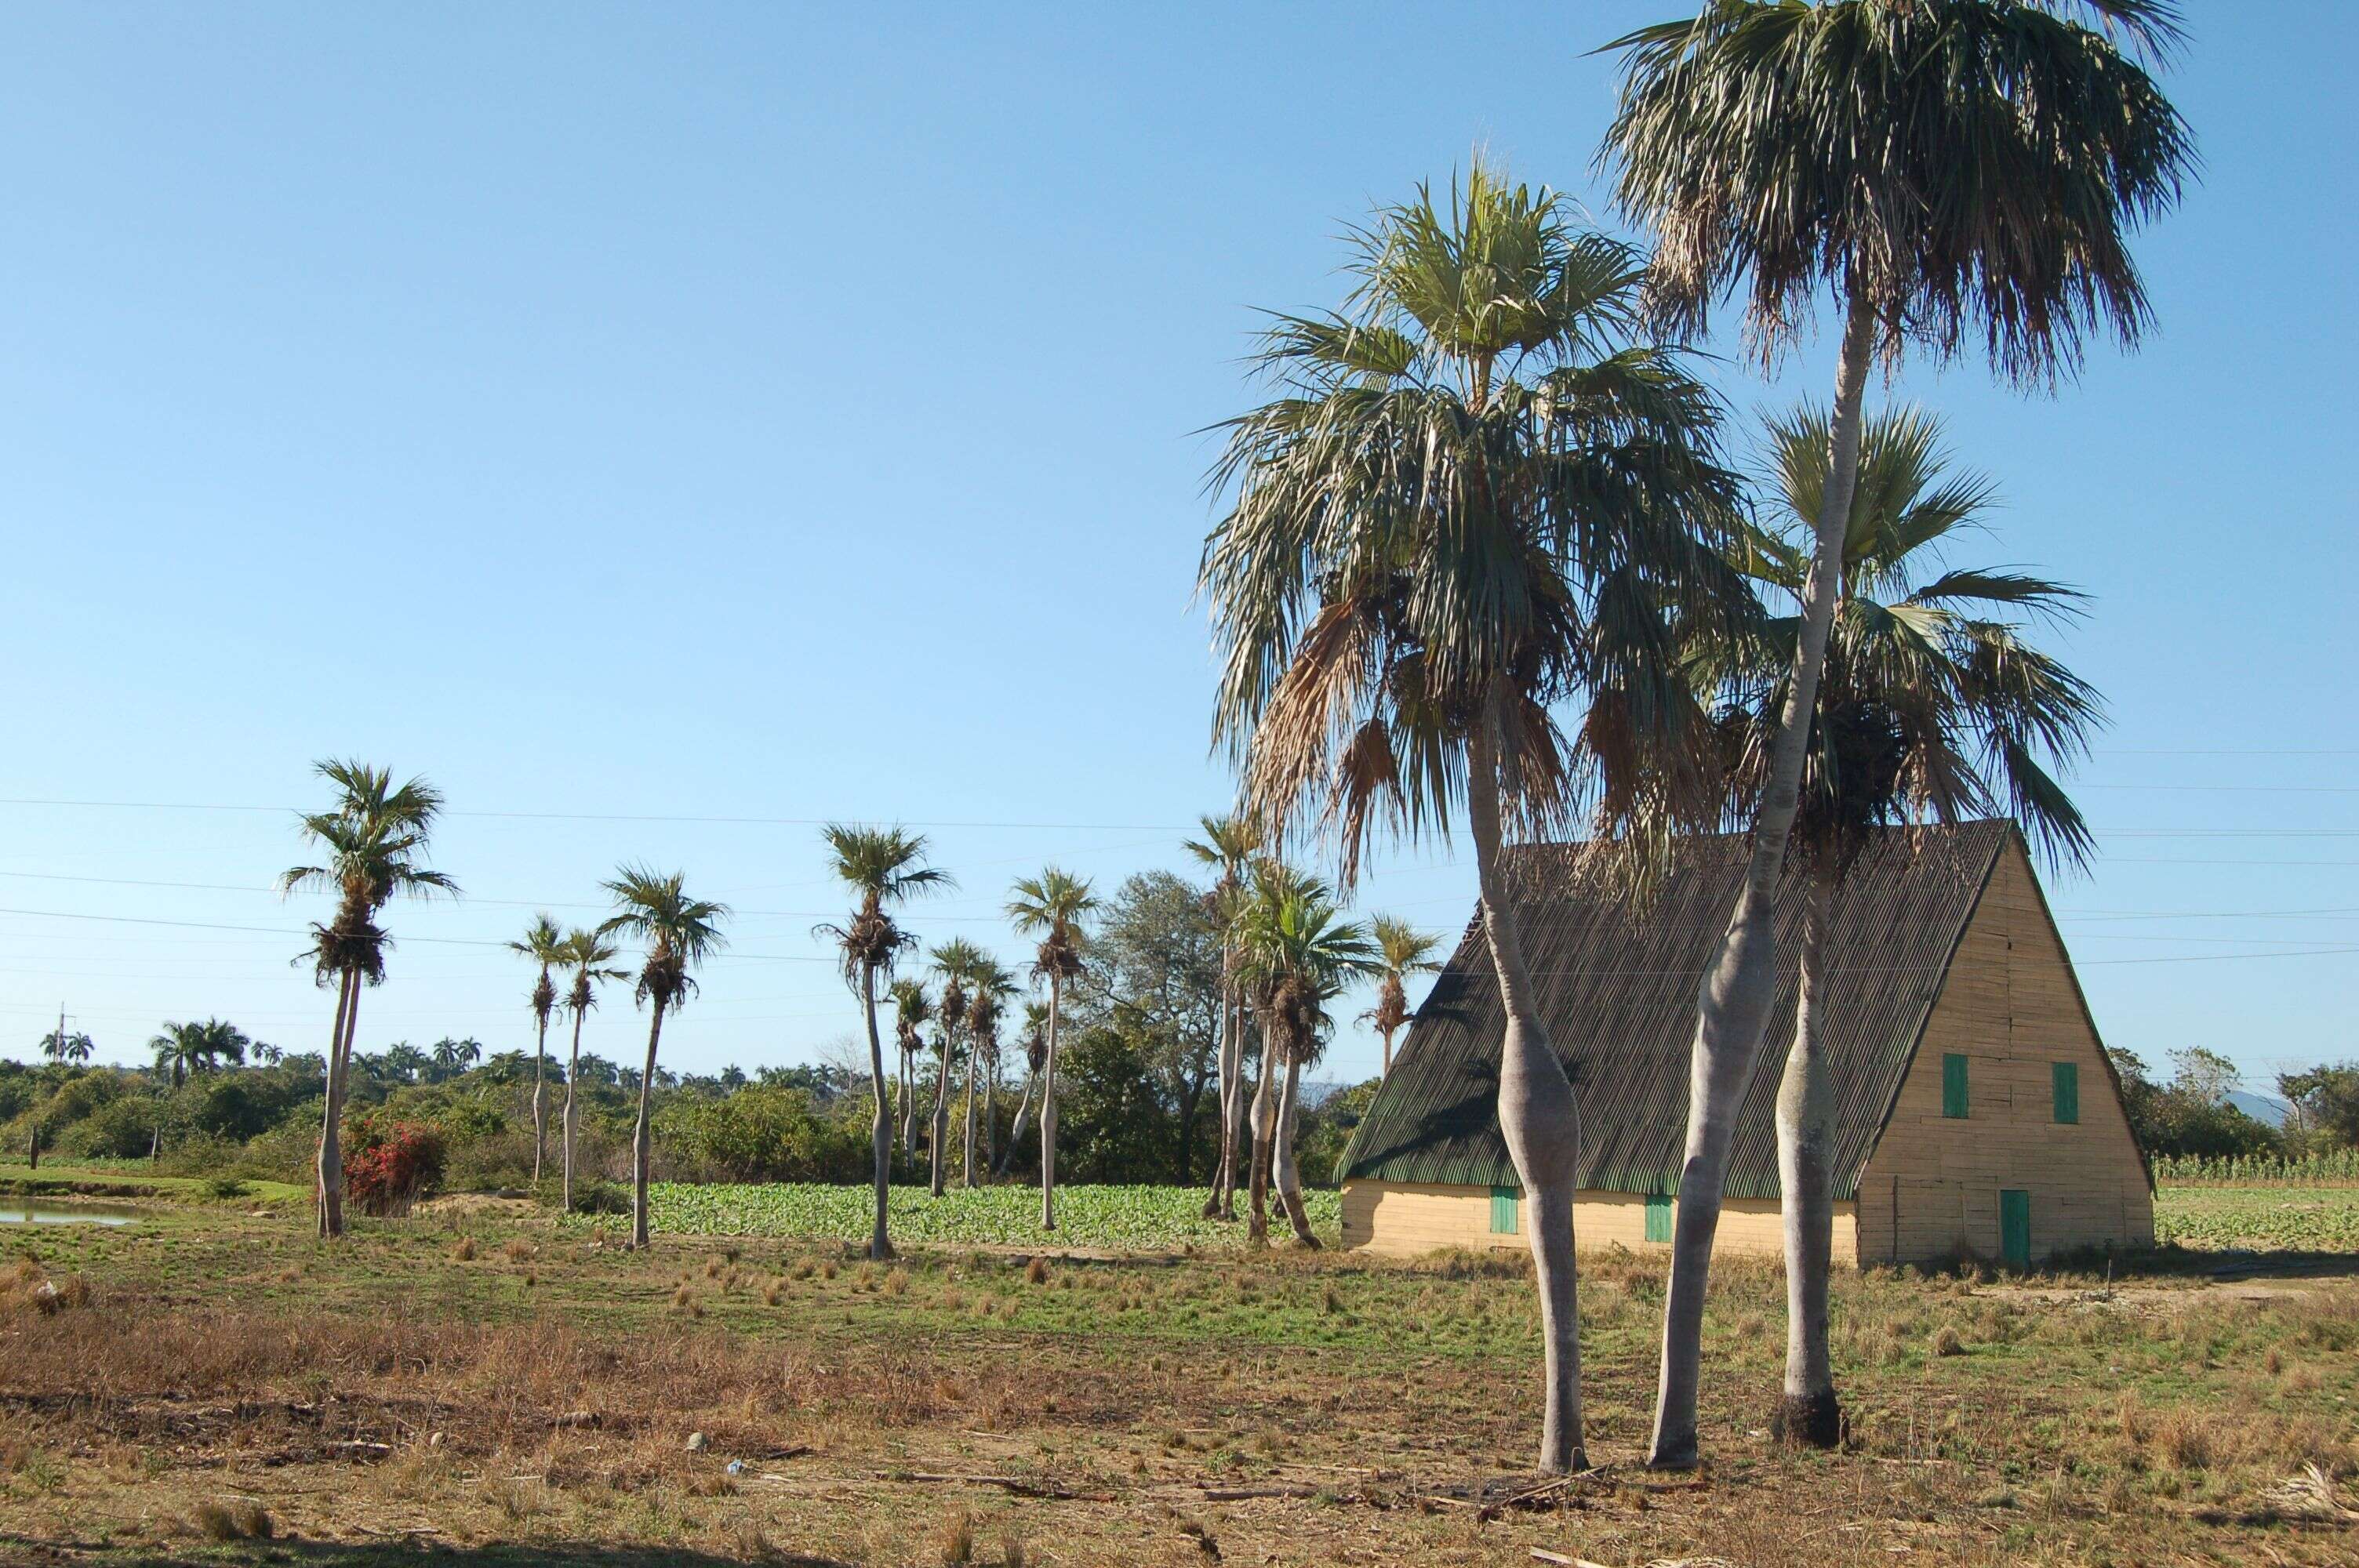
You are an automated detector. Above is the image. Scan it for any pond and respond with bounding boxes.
[0,1204,137,1226]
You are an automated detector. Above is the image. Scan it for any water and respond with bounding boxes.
[0,1205,136,1226]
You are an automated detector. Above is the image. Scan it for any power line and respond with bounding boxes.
[0,797,1194,833]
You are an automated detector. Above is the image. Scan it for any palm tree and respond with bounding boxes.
[1200,163,1741,1473]
[1599,0,2192,1470]
[818,825,951,1259]
[430,1036,483,1079]
[1006,868,1097,1231]
[1363,916,1444,1076]
[40,1029,94,1065]
[558,927,631,1213]
[963,959,1016,1185]
[149,1018,249,1087]
[1231,868,1378,1247]
[889,978,933,1161]
[926,938,988,1198]
[507,913,567,1184]
[279,760,457,1238]
[1183,813,1262,1218]
[250,1042,283,1066]
[1705,402,2102,1446]
[996,999,1051,1178]
[598,866,729,1248]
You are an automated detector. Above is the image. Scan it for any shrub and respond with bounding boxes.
[64,1096,162,1160]
[342,1115,446,1216]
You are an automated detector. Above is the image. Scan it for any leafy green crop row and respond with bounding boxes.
[593,1181,1343,1250]
[2153,1185,2359,1252]
[2149,1150,2359,1187]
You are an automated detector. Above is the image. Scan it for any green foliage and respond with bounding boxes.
[1296,1079,1380,1185]
[652,1086,870,1183]
[612,1181,1343,1250]
[2150,1152,2359,1188]
[2111,1047,2282,1161]
[2154,1185,2359,1253]
[2277,1062,2359,1151]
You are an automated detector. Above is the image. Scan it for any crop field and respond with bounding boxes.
[618,1181,1343,1250]
[5,1189,2357,1568]
[2154,1185,2359,1254]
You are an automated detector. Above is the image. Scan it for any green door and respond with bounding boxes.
[1999,1189,2031,1269]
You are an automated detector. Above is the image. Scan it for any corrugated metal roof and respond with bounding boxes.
[1338,821,2012,1201]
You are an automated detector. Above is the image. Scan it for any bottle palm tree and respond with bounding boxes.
[1599,0,2192,1470]
[1705,402,2102,1446]
[1231,868,1378,1247]
[1362,916,1444,1076]
[558,927,631,1213]
[1182,813,1263,1218]
[962,959,1015,1186]
[818,825,951,1259]
[278,760,457,1238]
[888,978,933,1163]
[507,913,567,1184]
[597,866,729,1249]
[149,1018,249,1087]
[1006,867,1097,1231]
[925,938,988,1198]
[1201,163,1741,1472]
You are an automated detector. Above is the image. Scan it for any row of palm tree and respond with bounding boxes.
[1201,0,2187,1475]
[282,759,728,1245]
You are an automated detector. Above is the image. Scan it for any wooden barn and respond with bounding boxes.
[1337,821,2152,1268]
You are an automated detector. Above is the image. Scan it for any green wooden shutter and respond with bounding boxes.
[1942,1054,1970,1119]
[2052,1061,2080,1124]
[1644,1192,1674,1243]
[1488,1185,1519,1235]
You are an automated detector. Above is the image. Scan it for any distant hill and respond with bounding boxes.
[2226,1089,2295,1128]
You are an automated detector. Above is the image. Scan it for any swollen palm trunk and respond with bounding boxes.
[1468,709,1585,1474]
[1038,975,1062,1230]
[631,1000,666,1249]
[1774,876,1840,1447]
[1649,293,1874,1470]
[863,968,895,1259]
[531,1010,550,1187]
[1245,1025,1276,1247]
[998,1070,1034,1178]
[316,967,359,1239]
[562,1009,585,1214]
[929,1040,953,1200]
[962,1056,979,1188]
[1272,1056,1320,1248]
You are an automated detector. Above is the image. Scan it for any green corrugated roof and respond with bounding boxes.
[1338,822,2011,1201]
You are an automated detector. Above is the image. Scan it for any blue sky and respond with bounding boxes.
[1,2,2351,1092]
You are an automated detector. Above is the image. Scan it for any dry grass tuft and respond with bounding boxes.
[502,1237,535,1263]
[450,1236,478,1261]
[1026,1256,1049,1286]
[1929,1324,1965,1358]
[999,1523,1029,1567]
[938,1504,976,1564]
[192,1500,273,1541]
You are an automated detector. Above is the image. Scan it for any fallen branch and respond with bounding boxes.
[874,1470,1089,1501]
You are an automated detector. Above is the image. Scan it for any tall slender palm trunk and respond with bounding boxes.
[899,1050,916,1159]
[1203,960,1238,1218]
[862,966,895,1260]
[530,1004,551,1187]
[1649,292,1876,1470]
[930,1031,955,1198]
[998,1069,1034,1178]
[315,965,360,1239]
[1272,1055,1320,1248]
[961,1052,980,1188]
[1245,1022,1278,1247]
[1774,875,1841,1447]
[630,999,667,1250]
[1379,1024,1398,1077]
[562,1004,586,1213]
[1038,974,1063,1230]
[1469,693,1586,1474]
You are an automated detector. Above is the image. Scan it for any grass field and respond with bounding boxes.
[2153,1185,2359,1253]
[2,1181,2356,1567]
[619,1181,1343,1250]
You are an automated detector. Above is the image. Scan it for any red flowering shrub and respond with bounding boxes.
[342,1114,446,1216]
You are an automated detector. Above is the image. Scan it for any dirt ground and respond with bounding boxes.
[2,1203,2354,1567]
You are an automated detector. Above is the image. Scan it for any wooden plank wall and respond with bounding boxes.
[1854,841,2154,1264]
[1342,1180,1859,1262]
